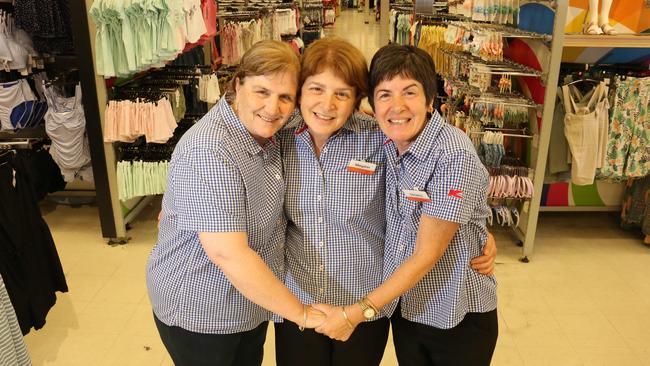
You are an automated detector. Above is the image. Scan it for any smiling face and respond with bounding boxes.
[299,68,357,145]
[373,75,433,154]
[234,71,297,145]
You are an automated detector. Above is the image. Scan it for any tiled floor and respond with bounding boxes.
[21,9,650,366]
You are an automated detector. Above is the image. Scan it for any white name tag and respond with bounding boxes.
[403,189,431,202]
[347,160,377,175]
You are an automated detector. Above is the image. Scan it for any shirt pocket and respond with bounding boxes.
[398,194,423,235]
[330,159,385,224]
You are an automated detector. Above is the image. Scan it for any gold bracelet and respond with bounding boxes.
[299,304,307,331]
[341,306,354,330]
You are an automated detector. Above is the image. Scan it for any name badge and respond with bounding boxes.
[347,160,377,175]
[403,189,431,202]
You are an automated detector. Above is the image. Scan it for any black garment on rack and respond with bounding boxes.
[0,151,68,335]
[24,148,66,201]
[169,46,209,114]
[172,45,206,67]
[14,0,74,54]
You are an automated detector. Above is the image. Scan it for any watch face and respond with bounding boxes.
[363,308,376,318]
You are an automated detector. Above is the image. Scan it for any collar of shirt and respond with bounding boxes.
[384,111,444,163]
[215,97,278,155]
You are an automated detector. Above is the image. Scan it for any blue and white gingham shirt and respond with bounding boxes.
[278,113,387,318]
[146,97,286,334]
[382,111,497,329]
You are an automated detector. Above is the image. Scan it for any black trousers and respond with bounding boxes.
[391,308,498,366]
[275,317,390,366]
[154,313,268,366]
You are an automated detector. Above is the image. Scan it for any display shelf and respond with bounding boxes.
[539,206,620,212]
[0,126,48,139]
[564,34,650,48]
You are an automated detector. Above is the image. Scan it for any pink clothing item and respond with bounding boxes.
[147,99,177,143]
[105,97,178,144]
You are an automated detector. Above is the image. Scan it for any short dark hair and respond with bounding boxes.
[368,44,438,109]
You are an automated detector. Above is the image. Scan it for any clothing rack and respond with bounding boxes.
[414,0,570,261]
[448,21,552,42]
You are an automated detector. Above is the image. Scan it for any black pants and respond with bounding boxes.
[275,317,390,366]
[154,313,268,366]
[391,308,498,366]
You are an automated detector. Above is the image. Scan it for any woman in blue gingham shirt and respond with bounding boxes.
[146,41,325,366]
[275,37,497,366]
[315,44,498,366]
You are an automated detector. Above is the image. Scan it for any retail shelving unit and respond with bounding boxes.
[518,3,650,258]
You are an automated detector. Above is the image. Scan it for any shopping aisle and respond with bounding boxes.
[323,9,382,61]
[22,9,650,366]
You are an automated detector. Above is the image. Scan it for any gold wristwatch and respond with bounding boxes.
[357,297,379,320]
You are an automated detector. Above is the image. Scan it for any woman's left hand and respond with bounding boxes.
[311,303,360,342]
[471,231,497,275]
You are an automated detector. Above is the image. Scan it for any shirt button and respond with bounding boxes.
[316,195,322,201]
[318,217,323,223]
[318,170,323,176]
[275,173,281,180]
[399,244,406,251]
[319,241,324,248]
[319,265,324,271]
[276,219,282,225]
[319,288,324,294]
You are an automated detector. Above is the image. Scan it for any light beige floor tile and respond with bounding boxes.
[62,274,113,303]
[92,274,147,304]
[99,335,166,366]
[502,312,571,349]
[517,347,582,366]
[555,313,628,348]
[575,347,643,366]
[122,302,159,337]
[541,286,600,316]
[606,315,650,349]
[632,348,650,366]
[65,254,125,278]
[74,302,139,335]
[29,330,119,366]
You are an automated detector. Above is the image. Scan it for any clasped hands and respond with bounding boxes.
[299,303,363,342]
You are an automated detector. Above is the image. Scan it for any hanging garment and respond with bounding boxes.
[14,0,74,54]
[0,80,36,131]
[0,152,68,335]
[184,0,208,44]
[0,274,31,366]
[22,147,66,202]
[10,99,48,130]
[620,175,650,236]
[545,89,571,182]
[561,81,609,185]
[104,97,178,144]
[89,0,211,77]
[117,160,170,201]
[43,83,93,182]
[198,74,220,104]
[599,76,650,180]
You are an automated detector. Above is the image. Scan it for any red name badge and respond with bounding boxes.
[403,189,431,202]
[347,160,377,175]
